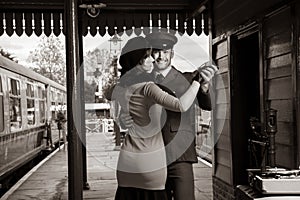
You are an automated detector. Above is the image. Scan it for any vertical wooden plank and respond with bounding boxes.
[97,12,106,37]
[160,13,167,29]
[15,12,23,36]
[151,12,159,32]
[142,13,150,35]
[226,36,233,185]
[43,12,52,37]
[186,17,193,36]
[203,10,209,36]
[0,13,3,36]
[177,12,185,35]
[124,13,133,36]
[53,12,62,37]
[133,13,143,36]
[34,12,42,36]
[5,12,14,36]
[62,12,66,36]
[24,12,33,36]
[115,13,125,35]
[106,13,116,36]
[291,2,300,166]
[296,1,300,166]
[194,14,202,36]
[168,12,176,34]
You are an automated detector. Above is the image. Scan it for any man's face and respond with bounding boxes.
[152,48,174,71]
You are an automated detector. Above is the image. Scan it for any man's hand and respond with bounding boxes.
[199,63,218,84]
[197,63,218,93]
[119,113,134,128]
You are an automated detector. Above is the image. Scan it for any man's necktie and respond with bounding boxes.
[155,73,164,84]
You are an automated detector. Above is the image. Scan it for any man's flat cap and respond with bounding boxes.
[145,32,178,50]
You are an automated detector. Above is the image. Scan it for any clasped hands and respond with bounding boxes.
[192,62,218,92]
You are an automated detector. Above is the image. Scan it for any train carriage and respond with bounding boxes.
[0,55,66,190]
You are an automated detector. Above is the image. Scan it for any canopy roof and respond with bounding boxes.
[0,0,209,37]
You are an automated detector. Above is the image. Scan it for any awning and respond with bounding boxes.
[0,0,209,37]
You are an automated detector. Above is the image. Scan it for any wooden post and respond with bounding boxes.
[64,0,83,199]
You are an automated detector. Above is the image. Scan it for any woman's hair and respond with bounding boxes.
[119,36,151,76]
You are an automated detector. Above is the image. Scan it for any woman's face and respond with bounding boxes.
[140,49,154,73]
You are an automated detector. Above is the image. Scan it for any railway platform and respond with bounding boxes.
[1,131,213,200]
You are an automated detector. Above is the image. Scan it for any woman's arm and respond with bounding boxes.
[143,81,200,112]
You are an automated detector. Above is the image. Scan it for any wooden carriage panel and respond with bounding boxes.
[269,99,293,122]
[266,31,291,59]
[264,7,291,38]
[215,148,231,167]
[215,134,231,151]
[215,119,230,137]
[214,41,228,60]
[215,72,229,89]
[215,163,232,184]
[215,89,229,104]
[216,56,229,74]
[267,53,292,79]
[268,77,293,100]
[276,143,295,167]
[276,122,294,146]
[212,0,285,37]
[215,103,229,120]
[212,37,233,184]
[263,5,296,169]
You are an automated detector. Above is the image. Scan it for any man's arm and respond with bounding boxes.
[184,64,218,111]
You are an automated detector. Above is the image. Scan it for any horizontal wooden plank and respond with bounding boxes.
[215,72,229,90]
[267,76,292,100]
[215,88,229,104]
[267,53,292,79]
[276,143,295,168]
[215,103,229,120]
[269,99,293,122]
[214,40,228,60]
[264,6,291,38]
[215,148,231,167]
[267,53,291,69]
[268,66,292,79]
[275,121,294,146]
[215,162,232,184]
[215,134,231,151]
[216,56,228,73]
[213,119,230,137]
[265,31,291,58]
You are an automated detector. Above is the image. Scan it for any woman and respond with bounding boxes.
[111,36,202,200]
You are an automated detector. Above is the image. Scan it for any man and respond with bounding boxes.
[120,32,217,200]
[146,31,217,200]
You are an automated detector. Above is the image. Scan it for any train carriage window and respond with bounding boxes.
[9,78,20,95]
[0,76,4,132]
[8,78,22,131]
[38,86,46,123]
[26,83,35,125]
[26,83,34,97]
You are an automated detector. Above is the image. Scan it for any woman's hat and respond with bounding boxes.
[119,36,150,75]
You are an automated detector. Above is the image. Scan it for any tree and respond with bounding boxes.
[0,47,18,62]
[27,36,66,86]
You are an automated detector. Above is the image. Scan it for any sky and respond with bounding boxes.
[0,32,209,72]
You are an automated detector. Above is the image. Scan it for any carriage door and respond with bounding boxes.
[230,30,261,185]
